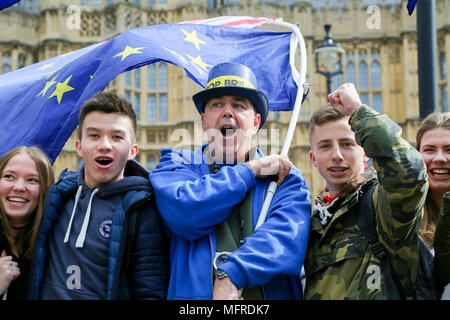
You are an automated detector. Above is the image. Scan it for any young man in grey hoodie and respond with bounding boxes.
[29,91,169,299]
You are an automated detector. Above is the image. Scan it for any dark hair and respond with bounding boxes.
[309,103,347,143]
[78,91,137,142]
[415,112,450,248]
[0,146,54,260]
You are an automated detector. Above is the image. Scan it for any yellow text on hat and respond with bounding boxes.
[206,75,255,90]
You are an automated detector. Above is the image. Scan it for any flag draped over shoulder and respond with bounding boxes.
[0,0,20,11]
[0,19,297,162]
[407,0,418,15]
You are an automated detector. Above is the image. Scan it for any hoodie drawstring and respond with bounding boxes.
[76,188,99,248]
[64,185,83,244]
[313,197,339,226]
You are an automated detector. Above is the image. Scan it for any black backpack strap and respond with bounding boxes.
[357,185,386,259]
[123,208,139,299]
[357,183,407,299]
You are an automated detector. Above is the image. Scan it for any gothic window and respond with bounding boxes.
[134,68,141,88]
[18,54,27,69]
[159,63,168,90]
[371,61,381,89]
[358,61,369,90]
[147,155,157,171]
[346,62,355,84]
[2,52,11,74]
[441,86,448,112]
[159,94,167,122]
[440,52,447,80]
[147,63,168,122]
[134,92,141,121]
[125,71,132,87]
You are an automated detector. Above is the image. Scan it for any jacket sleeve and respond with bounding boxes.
[434,191,450,288]
[220,167,311,289]
[350,105,428,250]
[149,148,256,241]
[132,203,170,300]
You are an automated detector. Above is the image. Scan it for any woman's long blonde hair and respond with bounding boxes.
[416,112,450,248]
[0,146,54,260]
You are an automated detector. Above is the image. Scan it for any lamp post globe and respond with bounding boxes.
[314,24,345,95]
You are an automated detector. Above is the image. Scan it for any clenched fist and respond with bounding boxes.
[246,154,293,186]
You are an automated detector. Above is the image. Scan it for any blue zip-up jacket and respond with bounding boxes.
[149,146,311,300]
[28,160,169,299]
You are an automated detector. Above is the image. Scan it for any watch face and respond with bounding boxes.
[213,251,231,270]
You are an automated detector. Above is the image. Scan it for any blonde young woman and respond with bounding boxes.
[416,112,450,299]
[0,146,54,300]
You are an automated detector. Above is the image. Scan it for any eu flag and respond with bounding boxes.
[407,0,419,15]
[0,23,297,162]
[0,0,20,11]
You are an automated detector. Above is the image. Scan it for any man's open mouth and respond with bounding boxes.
[329,167,347,172]
[219,125,236,137]
[95,157,113,166]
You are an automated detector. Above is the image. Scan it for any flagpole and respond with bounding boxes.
[255,21,307,229]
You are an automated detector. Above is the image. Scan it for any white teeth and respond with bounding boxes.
[432,169,449,175]
[330,168,346,172]
[7,197,28,203]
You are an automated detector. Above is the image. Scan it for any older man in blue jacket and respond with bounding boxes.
[150,62,311,300]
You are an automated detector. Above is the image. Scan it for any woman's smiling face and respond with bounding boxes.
[0,152,40,226]
[419,127,450,194]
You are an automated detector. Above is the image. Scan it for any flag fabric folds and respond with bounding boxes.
[0,21,298,162]
[0,0,20,11]
[407,0,418,15]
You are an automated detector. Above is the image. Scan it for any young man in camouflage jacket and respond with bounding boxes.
[304,83,428,299]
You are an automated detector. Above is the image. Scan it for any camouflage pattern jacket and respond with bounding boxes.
[304,105,428,300]
[434,191,450,289]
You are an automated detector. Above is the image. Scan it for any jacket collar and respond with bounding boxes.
[311,168,378,239]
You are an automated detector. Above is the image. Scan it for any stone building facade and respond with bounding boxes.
[1,0,449,196]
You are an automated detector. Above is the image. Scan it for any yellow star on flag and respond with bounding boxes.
[113,45,145,61]
[48,75,74,104]
[37,76,57,97]
[181,29,207,51]
[186,54,212,73]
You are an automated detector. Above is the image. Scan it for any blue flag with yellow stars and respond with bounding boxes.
[0,0,20,11]
[407,0,418,15]
[0,23,298,162]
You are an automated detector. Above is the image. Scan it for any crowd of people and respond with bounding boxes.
[0,62,449,300]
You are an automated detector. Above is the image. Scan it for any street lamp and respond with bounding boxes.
[314,24,345,95]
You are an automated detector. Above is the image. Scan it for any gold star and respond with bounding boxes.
[39,63,53,70]
[186,54,212,73]
[181,29,206,51]
[113,45,145,61]
[37,76,57,97]
[48,75,74,104]
[162,47,187,65]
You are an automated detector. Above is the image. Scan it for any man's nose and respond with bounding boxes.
[98,136,112,150]
[331,146,344,162]
[221,102,234,117]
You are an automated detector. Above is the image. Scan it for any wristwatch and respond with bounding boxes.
[214,251,230,280]
[215,268,228,280]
